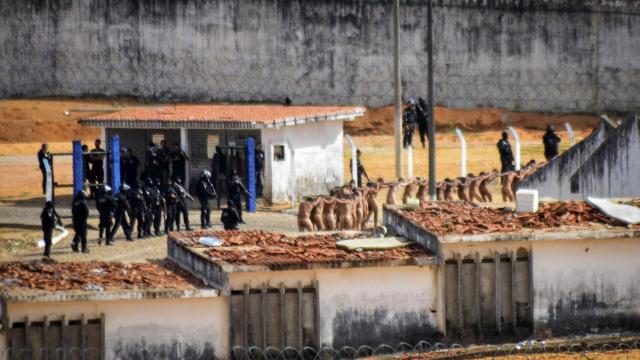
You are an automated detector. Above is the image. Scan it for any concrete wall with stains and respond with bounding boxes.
[2,0,640,112]
[262,121,344,203]
[5,296,228,359]
[531,237,640,337]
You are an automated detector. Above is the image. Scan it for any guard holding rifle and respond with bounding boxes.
[196,170,217,229]
[227,170,251,224]
[173,177,193,231]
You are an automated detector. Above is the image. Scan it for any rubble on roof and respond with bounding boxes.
[171,230,429,266]
[0,260,204,292]
[399,201,627,236]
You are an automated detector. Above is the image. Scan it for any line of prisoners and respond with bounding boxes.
[297,160,543,232]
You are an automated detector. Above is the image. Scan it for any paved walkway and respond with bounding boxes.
[0,205,298,263]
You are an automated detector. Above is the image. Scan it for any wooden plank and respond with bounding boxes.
[81,314,87,360]
[297,282,303,350]
[243,285,249,349]
[261,284,267,348]
[279,283,286,349]
[100,313,106,360]
[61,315,68,360]
[44,316,50,360]
[456,254,463,330]
[495,253,501,334]
[475,252,482,335]
[511,251,517,334]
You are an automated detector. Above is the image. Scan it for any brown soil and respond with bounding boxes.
[345,105,601,136]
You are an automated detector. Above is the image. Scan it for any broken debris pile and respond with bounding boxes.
[174,230,428,266]
[399,201,625,235]
[0,261,203,292]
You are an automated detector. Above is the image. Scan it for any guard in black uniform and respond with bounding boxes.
[497,131,515,173]
[37,143,52,195]
[195,170,217,229]
[221,200,241,230]
[164,179,179,232]
[151,179,166,235]
[142,178,156,236]
[40,201,61,258]
[129,184,148,238]
[403,99,418,148]
[173,178,193,231]
[71,190,90,253]
[111,183,133,241]
[227,171,250,223]
[543,125,561,160]
[96,185,116,245]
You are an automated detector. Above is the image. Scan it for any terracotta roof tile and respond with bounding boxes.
[81,104,364,126]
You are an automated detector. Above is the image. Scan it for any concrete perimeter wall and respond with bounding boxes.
[531,237,640,337]
[2,0,640,111]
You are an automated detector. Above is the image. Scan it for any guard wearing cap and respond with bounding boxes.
[403,99,418,148]
[196,170,217,229]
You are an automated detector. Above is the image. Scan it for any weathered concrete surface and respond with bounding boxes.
[2,0,640,111]
[519,117,640,200]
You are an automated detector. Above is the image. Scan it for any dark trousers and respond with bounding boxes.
[144,208,153,235]
[165,204,176,232]
[112,210,132,240]
[40,168,47,194]
[72,223,88,251]
[42,227,53,257]
[230,194,243,222]
[199,197,211,228]
[152,206,163,234]
[98,212,113,243]
[176,202,189,230]
[403,125,415,148]
[132,208,145,237]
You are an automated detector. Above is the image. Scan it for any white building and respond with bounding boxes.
[80,104,365,203]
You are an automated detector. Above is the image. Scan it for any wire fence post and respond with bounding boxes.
[454,128,466,177]
[507,127,521,170]
[407,145,413,178]
[564,122,576,145]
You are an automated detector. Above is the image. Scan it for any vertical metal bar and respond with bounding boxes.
[61,315,68,360]
[279,283,286,349]
[475,252,482,335]
[511,251,518,335]
[244,285,249,349]
[44,316,49,360]
[393,0,403,178]
[261,284,267,348]
[81,314,87,360]
[427,0,437,200]
[314,280,320,349]
[297,281,303,350]
[100,313,106,360]
[456,254,463,331]
[495,253,501,334]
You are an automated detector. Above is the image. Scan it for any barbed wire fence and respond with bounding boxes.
[1,339,640,360]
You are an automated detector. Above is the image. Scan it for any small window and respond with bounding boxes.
[273,145,285,161]
[207,135,219,158]
[151,134,165,145]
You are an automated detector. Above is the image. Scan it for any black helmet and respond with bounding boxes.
[547,125,555,132]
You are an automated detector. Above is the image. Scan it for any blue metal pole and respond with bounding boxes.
[72,140,83,194]
[110,135,121,195]
[245,137,257,213]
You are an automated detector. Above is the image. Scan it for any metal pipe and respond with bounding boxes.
[427,0,437,201]
[407,145,413,178]
[564,122,576,146]
[393,0,403,178]
[455,128,467,177]
[507,126,521,171]
[345,135,358,183]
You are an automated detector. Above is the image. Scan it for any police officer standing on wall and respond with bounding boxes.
[71,190,90,253]
[196,170,217,229]
[403,99,418,148]
[497,131,515,173]
[40,201,61,259]
[543,125,561,161]
[227,170,250,224]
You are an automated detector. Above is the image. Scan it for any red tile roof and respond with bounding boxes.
[80,104,364,129]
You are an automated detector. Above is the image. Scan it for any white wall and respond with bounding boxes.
[261,121,344,203]
[532,237,640,337]
[6,296,228,359]
[316,266,440,348]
